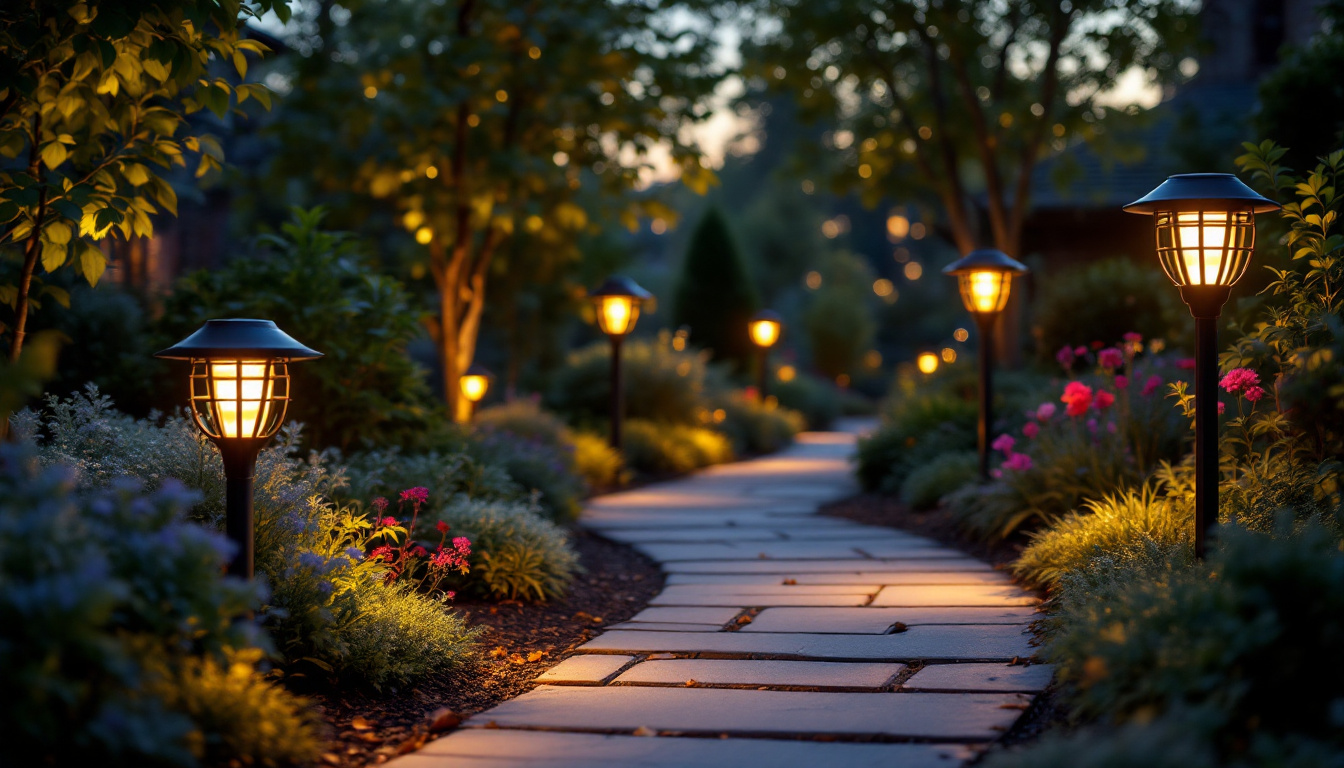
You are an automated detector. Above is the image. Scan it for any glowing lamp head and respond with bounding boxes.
[916,351,939,375]
[943,249,1028,317]
[1125,173,1279,298]
[155,320,321,442]
[749,310,783,348]
[459,364,492,404]
[589,276,652,337]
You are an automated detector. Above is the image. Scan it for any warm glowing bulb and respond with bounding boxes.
[460,375,489,403]
[777,364,796,383]
[917,352,939,374]
[750,319,781,348]
[210,361,273,439]
[1176,211,1228,284]
[598,296,636,336]
[967,271,1007,313]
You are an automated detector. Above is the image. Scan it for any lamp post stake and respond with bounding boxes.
[610,335,624,450]
[976,314,995,482]
[1193,314,1218,558]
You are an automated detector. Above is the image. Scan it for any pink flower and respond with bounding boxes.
[991,433,1016,455]
[370,545,394,562]
[1061,382,1094,417]
[1022,422,1040,439]
[1098,347,1124,371]
[452,537,472,555]
[1219,368,1260,394]
[379,516,398,527]
[1176,358,1196,370]
[1123,332,1143,343]
[400,486,430,505]
[991,468,1003,479]
[1094,391,1116,410]
[371,497,389,513]
[1218,402,1226,415]
[1086,418,1098,434]
[1141,375,1163,397]
[1035,402,1057,421]
[1114,375,1129,390]
[436,520,451,534]
[1002,453,1033,472]
[1056,346,1076,369]
[1107,421,1118,434]
[411,546,428,558]
[445,591,456,600]
[1074,346,1089,358]
[1244,386,1266,402]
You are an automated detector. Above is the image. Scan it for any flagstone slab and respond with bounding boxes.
[650,592,874,607]
[743,606,1039,634]
[665,558,994,574]
[628,606,743,625]
[606,622,728,632]
[613,658,905,689]
[636,541,959,562]
[467,686,1029,740]
[871,585,1042,607]
[579,626,1035,661]
[665,571,1012,586]
[535,655,634,685]
[904,663,1055,693]
[396,730,973,768]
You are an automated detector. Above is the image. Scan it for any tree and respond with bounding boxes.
[741,0,1197,360]
[0,0,284,361]
[673,207,760,369]
[268,0,721,421]
[1256,0,1344,172]
[803,250,874,380]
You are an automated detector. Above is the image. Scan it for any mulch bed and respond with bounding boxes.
[301,527,664,766]
[821,493,1066,762]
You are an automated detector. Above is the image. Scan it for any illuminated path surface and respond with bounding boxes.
[390,422,1048,768]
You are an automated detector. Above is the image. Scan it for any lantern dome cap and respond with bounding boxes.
[464,363,493,378]
[155,319,323,361]
[589,276,652,299]
[750,309,783,323]
[1123,173,1281,215]
[942,249,1029,277]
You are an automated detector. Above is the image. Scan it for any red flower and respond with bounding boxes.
[411,546,428,558]
[370,545,394,562]
[1094,391,1116,410]
[1176,358,1196,370]
[1097,348,1124,371]
[1141,375,1163,397]
[436,520,450,534]
[380,516,398,527]
[1061,381,1094,417]
[400,487,430,505]
[371,497,389,513]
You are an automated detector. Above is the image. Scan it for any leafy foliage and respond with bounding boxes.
[466,429,585,522]
[157,208,434,451]
[773,370,843,430]
[546,334,711,428]
[803,251,876,380]
[0,0,285,357]
[673,207,760,369]
[900,450,979,510]
[570,431,627,491]
[712,392,805,455]
[1033,259,1185,363]
[856,392,977,493]
[622,419,735,476]
[1255,0,1344,172]
[430,498,579,601]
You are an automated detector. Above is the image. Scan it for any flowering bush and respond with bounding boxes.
[428,498,580,601]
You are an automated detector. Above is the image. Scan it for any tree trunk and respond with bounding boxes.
[10,114,46,363]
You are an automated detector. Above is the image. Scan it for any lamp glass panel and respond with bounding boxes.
[460,374,489,402]
[959,270,1011,314]
[916,353,939,374]
[750,319,781,347]
[209,361,274,439]
[596,296,639,336]
[1154,209,1255,288]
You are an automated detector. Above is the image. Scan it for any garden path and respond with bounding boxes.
[390,421,1047,768]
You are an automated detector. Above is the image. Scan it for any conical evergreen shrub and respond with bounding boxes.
[673,207,760,370]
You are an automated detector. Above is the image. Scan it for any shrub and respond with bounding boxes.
[0,445,319,766]
[621,419,735,475]
[429,499,580,601]
[856,393,977,493]
[712,393,804,455]
[336,581,479,687]
[900,451,978,510]
[571,431,626,491]
[1032,258,1184,365]
[773,371,842,430]
[340,448,523,512]
[1043,524,1344,758]
[545,334,709,428]
[466,430,584,522]
[983,719,1220,768]
[156,208,434,451]
[473,400,572,449]
[672,207,760,369]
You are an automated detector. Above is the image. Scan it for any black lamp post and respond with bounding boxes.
[459,363,492,422]
[943,249,1029,482]
[1124,173,1279,558]
[589,277,651,450]
[156,319,322,579]
[748,310,783,402]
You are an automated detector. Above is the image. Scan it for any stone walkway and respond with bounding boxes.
[391,423,1047,767]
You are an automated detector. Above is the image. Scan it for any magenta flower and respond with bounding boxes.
[1002,452,1033,472]
[1219,368,1260,394]
[1074,345,1089,358]
[1218,402,1226,415]
[379,516,398,527]
[1056,346,1076,369]
[1098,347,1124,371]
[1106,421,1118,434]
[1244,386,1266,402]
[1176,358,1196,370]
[400,486,430,505]
[371,497,389,513]
[1141,375,1163,397]
[1035,402,1057,421]
[370,545,394,562]
[1022,422,1040,439]
[1123,332,1142,344]
[1086,418,1098,434]
[1115,375,1129,390]
[436,520,451,534]
[991,433,1016,455]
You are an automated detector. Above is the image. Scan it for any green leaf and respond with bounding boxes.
[41,240,67,272]
[40,142,68,169]
[79,241,106,285]
[40,284,70,308]
[0,201,18,224]
[43,220,71,245]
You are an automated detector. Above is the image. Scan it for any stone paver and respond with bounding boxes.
[469,685,1029,740]
[401,729,973,768]
[613,658,905,689]
[391,426,1046,768]
[904,663,1055,692]
[535,655,633,685]
[744,606,1038,633]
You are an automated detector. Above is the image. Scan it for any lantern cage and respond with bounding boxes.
[189,359,290,440]
[942,249,1029,317]
[589,276,653,337]
[1152,209,1256,287]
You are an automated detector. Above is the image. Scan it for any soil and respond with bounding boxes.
[302,527,664,767]
[821,493,1066,762]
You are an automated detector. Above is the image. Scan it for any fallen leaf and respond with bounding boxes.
[648,653,675,660]
[527,650,546,662]
[358,732,383,743]
[509,654,528,665]
[782,578,797,585]
[735,615,753,625]
[489,646,508,659]
[320,754,341,766]
[351,716,374,731]
[632,726,657,737]
[685,679,697,687]
[428,708,461,733]
[890,622,908,633]
[484,721,500,729]
[999,703,1030,710]
[590,616,604,624]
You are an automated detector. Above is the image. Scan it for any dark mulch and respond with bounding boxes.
[821,493,1066,762]
[302,528,663,766]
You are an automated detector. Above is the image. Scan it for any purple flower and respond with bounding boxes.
[1098,347,1124,371]
[991,433,1016,456]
